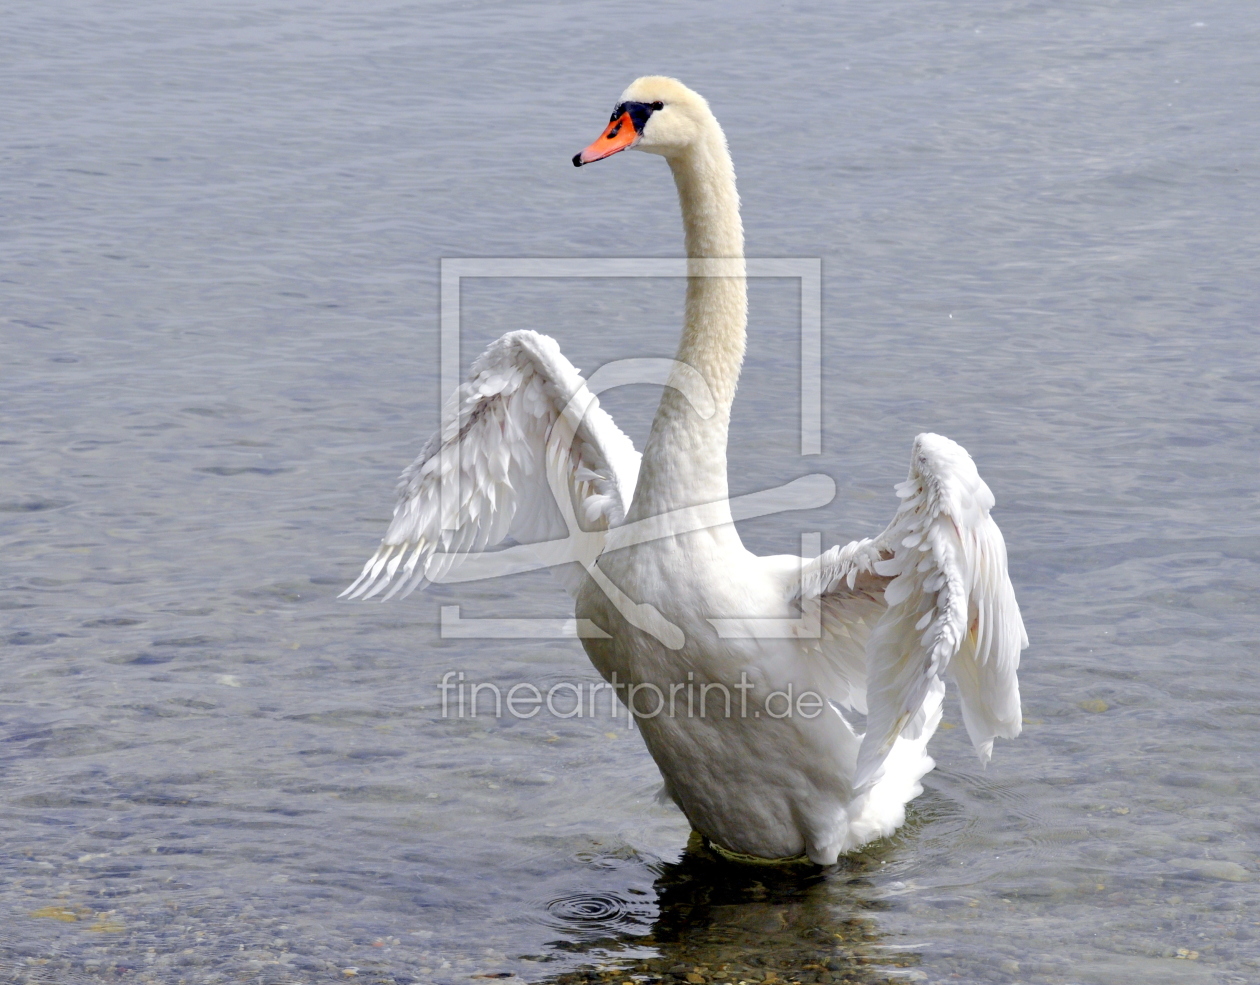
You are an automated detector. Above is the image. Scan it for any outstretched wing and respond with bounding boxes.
[342,330,640,602]
[795,433,1027,790]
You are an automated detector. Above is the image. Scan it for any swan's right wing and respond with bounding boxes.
[342,330,640,601]
[857,433,1027,789]
[796,434,1027,791]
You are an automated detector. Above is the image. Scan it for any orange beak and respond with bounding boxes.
[572,112,639,167]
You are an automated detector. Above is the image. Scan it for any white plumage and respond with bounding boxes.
[344,77,1026,864]
[342,330,641,602]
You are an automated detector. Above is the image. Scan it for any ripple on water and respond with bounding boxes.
[539,891,656,939]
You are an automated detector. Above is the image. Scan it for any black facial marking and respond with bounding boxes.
[610,100,662,134]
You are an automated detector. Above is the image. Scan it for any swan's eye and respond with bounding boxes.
[650,101,664,111]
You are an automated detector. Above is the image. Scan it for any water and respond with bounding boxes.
[3,1,1259,983]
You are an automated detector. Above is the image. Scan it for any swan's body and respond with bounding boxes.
[344,78,1026,865]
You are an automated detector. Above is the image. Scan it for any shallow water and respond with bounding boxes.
[3,1,1260,983]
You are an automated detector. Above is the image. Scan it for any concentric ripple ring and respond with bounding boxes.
[542,892,654,936]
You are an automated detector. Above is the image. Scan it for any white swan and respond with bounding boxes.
[343,77,1027,865]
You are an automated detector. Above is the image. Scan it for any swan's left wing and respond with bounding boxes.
[341,330,640,602]
[794,433,1027,790]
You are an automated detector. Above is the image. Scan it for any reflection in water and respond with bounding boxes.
[537,836,918,985]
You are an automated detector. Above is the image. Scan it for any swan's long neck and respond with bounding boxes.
[628,127,746,524]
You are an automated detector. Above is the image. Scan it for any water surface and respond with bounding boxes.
[3,2,1260,983]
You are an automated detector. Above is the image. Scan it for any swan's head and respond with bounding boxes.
[573,77,716,167]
